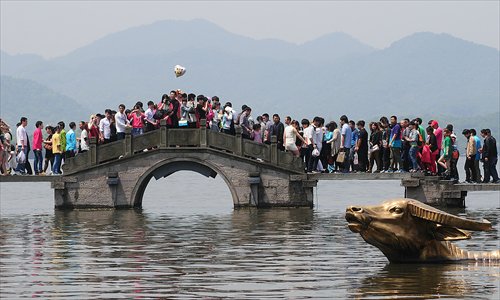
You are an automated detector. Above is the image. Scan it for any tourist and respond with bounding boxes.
[168,91,181,127]
[389,115,402,173]
[221,105,233,135]
[314,118,325,172]
[368,122,382,173]
[14,117,28,175]
[210,101,221,131]
[339,115,352,173]
[51,125,63,175]
[262,113,273,144]
[437,128,452,179]
[115,104,129,140]
[462,129,476,183]
[239,106,252,139]
[99,109,113,143]
[42,126,54,175]
[424,126,438,175]
[195,95,208,128]
[144,101,158,132]
[66,122,77,158]
[270,114,285,151]
[88,114,100,141]
[431,120,443,173]
[401,118,410,172]
[480,129,499,183]
[326,121,341,173]
[251,123,263,143]
[58,121,66,173]
[186,94,198,128]
[78,121,89,153]
[320,122,333,172]
[450,133,460,182]
[470,129,482,183]
[379,117,391,172]
[128,105,146,136]
[0,119,11,175]
[283,120,307,157]
[349,120,358,172]
[404,121,420,172]
[415,117,426,146]
[355,120,369,172]
[32,121,43,175]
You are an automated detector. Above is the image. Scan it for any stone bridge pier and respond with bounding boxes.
[54,149,315,209]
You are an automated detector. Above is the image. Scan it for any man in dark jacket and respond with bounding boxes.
[480,129,499,183]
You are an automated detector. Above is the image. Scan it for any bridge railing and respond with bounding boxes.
[62,119,305,174]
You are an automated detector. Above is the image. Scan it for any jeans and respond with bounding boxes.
[307,144,319,172]
[409,146,419,170]
[14,146,27,174]
[131,128,143,137]
[33,149,43,174]
[53,153,62,174]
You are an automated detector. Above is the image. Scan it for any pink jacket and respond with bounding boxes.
[33,127,43,150]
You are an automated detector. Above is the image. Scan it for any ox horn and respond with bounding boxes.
[407,200,492,231]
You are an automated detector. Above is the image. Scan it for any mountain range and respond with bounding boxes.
[1,19,498,133]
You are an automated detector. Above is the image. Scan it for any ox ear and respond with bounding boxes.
[407,200,492,231]
[432,224,471,241]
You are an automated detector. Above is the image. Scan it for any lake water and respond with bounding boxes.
[1,166,499,299]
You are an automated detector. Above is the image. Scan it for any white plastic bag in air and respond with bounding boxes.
[174,65,186,77]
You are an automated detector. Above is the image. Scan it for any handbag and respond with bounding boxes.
[336,151,346,163]
[178,119,188,127]
[371,144,380,152]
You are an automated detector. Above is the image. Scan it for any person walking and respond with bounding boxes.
[339,115,352,173]
[65,122,77,158]
[389,116,402,172]
[368,122,382,173]
[462,129,476,183]
[51,126,63,175]
[480,129,499,183]
[32,121,43,175]
[470,129,482,183]
[14,117,28,175]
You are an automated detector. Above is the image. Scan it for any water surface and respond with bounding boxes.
[1,172,499,299]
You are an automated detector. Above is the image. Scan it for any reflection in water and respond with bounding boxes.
[1,208,498,299]
[353,263,499,299]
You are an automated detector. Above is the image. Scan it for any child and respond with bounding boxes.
[251,124,262,144]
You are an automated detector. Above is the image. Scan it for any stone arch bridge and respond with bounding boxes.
[56,121,316,209]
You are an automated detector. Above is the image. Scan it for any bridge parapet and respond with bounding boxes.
[63,119,304,175]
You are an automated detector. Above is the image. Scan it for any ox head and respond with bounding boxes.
[345,199,492,262]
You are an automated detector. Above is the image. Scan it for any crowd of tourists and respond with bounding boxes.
[0,89,498,184]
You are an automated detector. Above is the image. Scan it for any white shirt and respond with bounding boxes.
[115,111,128,133]
[16,125,27,147]
[99,118,111,139]
[80,129,89,151]
[315,126,324,151]
[145,107,155,124]
[303,126,314,146]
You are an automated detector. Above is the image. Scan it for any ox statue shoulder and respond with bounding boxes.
[345,198,499,263]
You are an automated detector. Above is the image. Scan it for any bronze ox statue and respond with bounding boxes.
[345,199,499,263]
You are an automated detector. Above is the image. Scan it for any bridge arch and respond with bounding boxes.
[131,157,239,208]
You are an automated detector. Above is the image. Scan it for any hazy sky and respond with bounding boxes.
[1,0,499,58]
